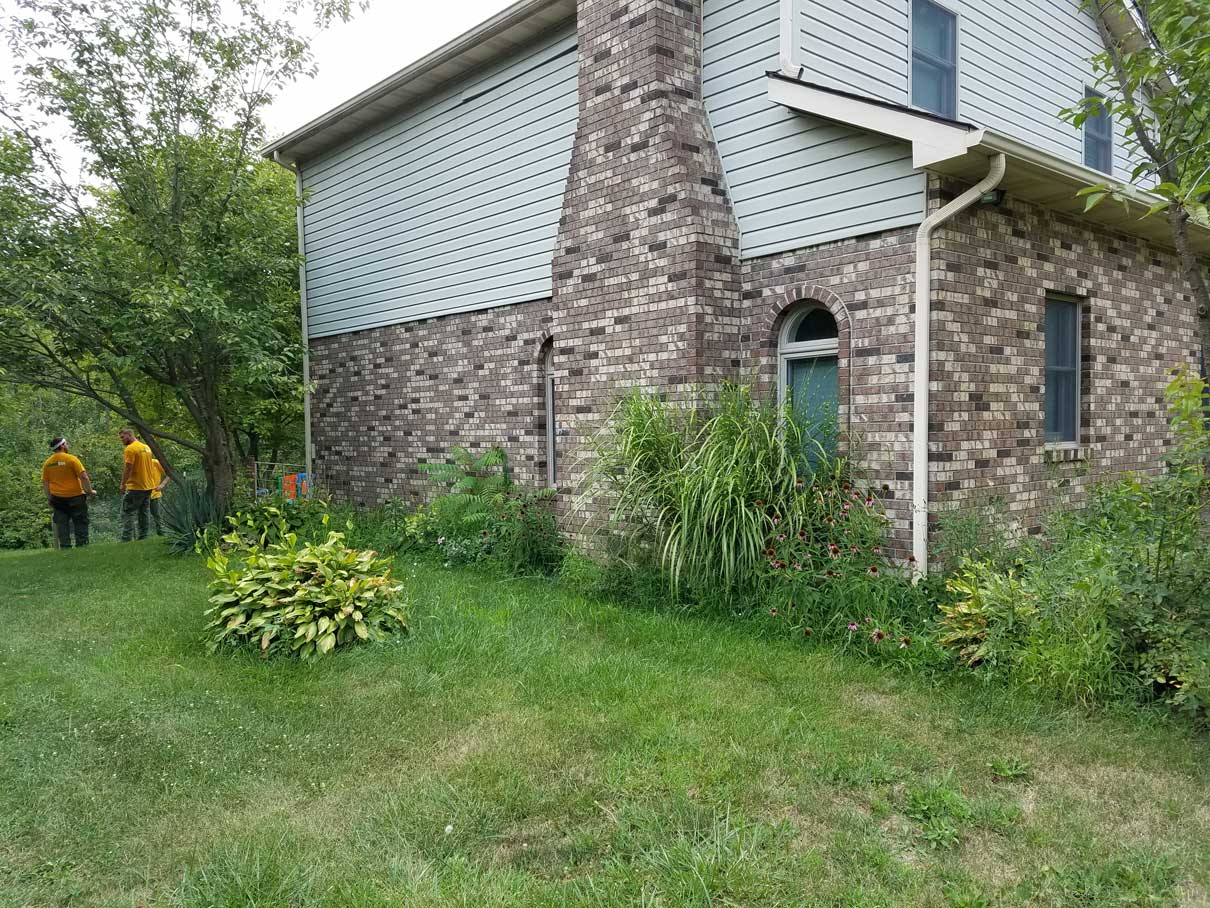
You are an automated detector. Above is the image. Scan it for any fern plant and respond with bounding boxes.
[419,446,561,574]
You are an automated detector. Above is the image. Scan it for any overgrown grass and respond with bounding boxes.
[2,542,1208,907]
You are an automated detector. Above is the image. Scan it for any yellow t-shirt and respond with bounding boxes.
[41,452,86,498]
[150,458,164,500]
[123,441,157,491]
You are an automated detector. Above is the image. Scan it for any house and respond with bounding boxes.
[264,0,1207,568]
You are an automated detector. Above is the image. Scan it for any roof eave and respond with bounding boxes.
[263,0,576,166]
[766,71,1210,257]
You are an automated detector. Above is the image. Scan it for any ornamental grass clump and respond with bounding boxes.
[205,518,408,660]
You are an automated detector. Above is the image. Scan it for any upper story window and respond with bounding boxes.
[1083,88,1113,175]
[912,0,958,119]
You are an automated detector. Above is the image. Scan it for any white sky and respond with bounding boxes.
[267,0,517,142]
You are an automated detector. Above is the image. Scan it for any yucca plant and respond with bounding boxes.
[162,477,224,554]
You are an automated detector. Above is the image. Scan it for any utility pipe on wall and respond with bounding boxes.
[912,152,1006,574]
[273,151,314,482]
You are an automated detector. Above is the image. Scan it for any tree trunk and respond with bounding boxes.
[1167,205,1210,382]
[204,426,237,514]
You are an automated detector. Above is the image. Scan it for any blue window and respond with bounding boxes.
[912,0,958,119]
[1045,298,1081,444]
[1084,88,1113,174]
[780,306,841,459]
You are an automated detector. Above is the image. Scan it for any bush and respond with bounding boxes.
[939,366,1210,718]
[416,446,563,575]
[223,498,332,550]
[162,477,224,554]
[205,523,407,660]
[0,462,51,549]
[590,383,903,596]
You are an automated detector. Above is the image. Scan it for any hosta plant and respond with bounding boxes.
[205,526,408,660]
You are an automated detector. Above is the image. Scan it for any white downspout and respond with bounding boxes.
[273,151,314,484]
[912,153,1006,574]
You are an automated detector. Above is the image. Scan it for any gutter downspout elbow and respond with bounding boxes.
[912,153,1006,576]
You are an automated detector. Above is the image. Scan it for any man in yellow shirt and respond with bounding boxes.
[149,457,169,536]
[41,437,97,548]
[119,428,157,541]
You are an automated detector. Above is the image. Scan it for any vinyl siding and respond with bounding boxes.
[797,0,1137,179]
[301,25,578,338]
[703,0,926,260]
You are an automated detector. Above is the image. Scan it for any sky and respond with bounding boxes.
[266,0,518,143]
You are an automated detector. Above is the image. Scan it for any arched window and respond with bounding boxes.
[778,304,840,456]
[543,343,557,488]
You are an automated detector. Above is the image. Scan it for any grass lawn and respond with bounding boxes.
[2,543,1208,907]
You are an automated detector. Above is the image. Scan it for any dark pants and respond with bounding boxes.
[150,496,164,536]
[50,495,89,548]
[121,490,152,541]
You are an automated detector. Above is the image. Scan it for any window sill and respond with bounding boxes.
[1044,444,1087,464]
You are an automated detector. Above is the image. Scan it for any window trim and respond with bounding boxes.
[544,344,557,489]
[1083,87,1113,175]
[909,0,960,120]
[1043,295,1082,448]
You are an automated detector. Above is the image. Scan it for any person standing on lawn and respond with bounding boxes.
[149,457,169,536]
[41,437,98,549]
[119,428,157,541]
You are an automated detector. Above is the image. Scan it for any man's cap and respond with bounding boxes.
[49,436,68,451]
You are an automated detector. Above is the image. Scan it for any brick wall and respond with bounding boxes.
[308,299,553,506]
[929,181,1201,538]
[549,0,742,511]
[737,187,1201,555]
[739,229,918,554]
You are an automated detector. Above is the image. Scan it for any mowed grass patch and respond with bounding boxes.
[1,542,1208,907]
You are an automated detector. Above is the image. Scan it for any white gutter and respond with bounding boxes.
[273,151,314,483]
[912,153,1007,574]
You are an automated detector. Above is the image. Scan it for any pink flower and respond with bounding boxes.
[827,543,841,558]
[865,617,873,624]
[769,607,778,616]
[847,622,859,632]
[777,534,786,542]
[867,564,880,577]
[871,628,887,643]
[793,562,803,571]
[899,636,911,649]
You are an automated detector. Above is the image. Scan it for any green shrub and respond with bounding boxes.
[223,498,331,550]
[417,446,563,575]
[939,366,1210,718]
[162,477,224,554]
[0,462,51,549]
[205,524,407,660]
[590,384,811,600]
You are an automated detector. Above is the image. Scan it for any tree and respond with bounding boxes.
[0,0,355,509]
[1067,1,1210,378]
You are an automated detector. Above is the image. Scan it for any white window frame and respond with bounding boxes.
[909,0,960,120]
[1043,295,1082,449]
[777,306,840,410]
[544,345,557,489]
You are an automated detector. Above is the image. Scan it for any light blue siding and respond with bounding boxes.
[797,0,1135,179]
[703,0,926,260]
[301,25,578,338]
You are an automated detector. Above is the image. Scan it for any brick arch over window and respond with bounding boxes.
[759,285,853,440]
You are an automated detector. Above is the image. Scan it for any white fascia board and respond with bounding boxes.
[766,74,975,167]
